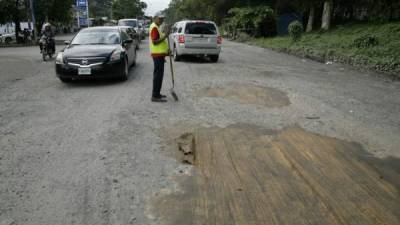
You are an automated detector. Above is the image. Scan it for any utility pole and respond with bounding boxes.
[29,0,36,41]
[86,0,90,27]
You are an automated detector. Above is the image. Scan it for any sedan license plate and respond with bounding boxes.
[78,67,91,75]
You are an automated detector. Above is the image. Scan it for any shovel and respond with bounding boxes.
[167,37,179,101]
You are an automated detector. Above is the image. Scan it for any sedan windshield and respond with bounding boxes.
[71,29,120,45]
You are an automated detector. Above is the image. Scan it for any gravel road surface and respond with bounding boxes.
[0,40,399,225]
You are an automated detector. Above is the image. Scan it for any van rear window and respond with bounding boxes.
[119,20,137,28]
[185,23,217,35]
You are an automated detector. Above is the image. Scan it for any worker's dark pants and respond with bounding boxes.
[152,57,165,98]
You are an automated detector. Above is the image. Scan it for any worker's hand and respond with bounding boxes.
[164,27,171,36]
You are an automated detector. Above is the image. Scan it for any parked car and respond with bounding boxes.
[55,26,137,82]
[169,20,222,62]
[0,33,16,44]
[138,22,145,40]
[117,19,144,41]
[118,26,140,50]
[144,25,150,36]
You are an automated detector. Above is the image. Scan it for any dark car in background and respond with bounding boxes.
[119,26,140,50]
[55,26,137,82]
[117,19,144,41]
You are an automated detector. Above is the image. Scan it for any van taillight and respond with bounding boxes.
[178,35,185,43]
[217,36,222,44]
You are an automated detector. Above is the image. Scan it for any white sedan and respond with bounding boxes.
[0,33,16,44]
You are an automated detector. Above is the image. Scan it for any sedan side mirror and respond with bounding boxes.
[64,40,70,45]
[123,39,133,45]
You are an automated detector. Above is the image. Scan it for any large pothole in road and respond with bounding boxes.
[150,124,400,225]
[196,83,290,107]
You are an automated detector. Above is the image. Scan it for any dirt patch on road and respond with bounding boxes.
[197,83,290,107]
[151,124,400,225]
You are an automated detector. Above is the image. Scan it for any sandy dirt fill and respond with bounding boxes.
[196,83,290,107]
[150,124,400,225]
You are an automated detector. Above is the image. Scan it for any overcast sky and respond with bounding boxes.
[143,0,171,16]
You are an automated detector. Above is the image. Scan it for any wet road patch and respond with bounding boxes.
[151,124,400,225]
[197,84,290,107]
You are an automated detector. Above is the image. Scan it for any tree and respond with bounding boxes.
[226,5,275,37]
[321,0,333,30]
[0,0,29,43]
[89,0,113,18]
[306,4,315,32]
[0,0,74,41]
[111,0,147,20]
[160,0,400,31]
[34,0,74,33]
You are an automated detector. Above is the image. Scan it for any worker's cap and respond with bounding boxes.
[154,11,166,19]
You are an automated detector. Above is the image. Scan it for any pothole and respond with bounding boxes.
[151,124,400,225]
[176,133,195,165]
[196,83,290,107]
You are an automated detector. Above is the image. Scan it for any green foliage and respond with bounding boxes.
[164,0,227,24]
[236,32,251,42]
[34,0,75,31]
[0,0,74,38]
[366,0,400,22]
[89,0,113,18]
[112,0,147,20]
[226,5,275,37]
[288,20,303,41]
[164,0,274,25]
[353,35,379,48]
[0,0,28,24]
[249,22,400,76]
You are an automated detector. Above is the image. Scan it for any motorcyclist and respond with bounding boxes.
[39,23,55,53]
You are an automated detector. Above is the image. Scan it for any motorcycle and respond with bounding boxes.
[41,37,55,61]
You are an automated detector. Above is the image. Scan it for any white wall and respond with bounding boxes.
[0,22,34,34]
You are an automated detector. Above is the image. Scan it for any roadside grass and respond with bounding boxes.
[247,22,400,77]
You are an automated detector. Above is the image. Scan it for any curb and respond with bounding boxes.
[238,40,400,81]
[0,40,66,48]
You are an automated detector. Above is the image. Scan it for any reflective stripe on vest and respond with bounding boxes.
[149,22,169,55]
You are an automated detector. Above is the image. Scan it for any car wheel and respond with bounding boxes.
[210,55,219,62]
[42,52,47,61]
[5,37,11,44]
[173,46,181,61]
[131,50,137,67]
[60,78,72,83]
[120,58,128,81]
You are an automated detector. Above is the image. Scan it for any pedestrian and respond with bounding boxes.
[149,12,170,103]
[23,28,29,43]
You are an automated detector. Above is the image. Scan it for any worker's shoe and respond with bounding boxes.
[158,94,167,98]
[151,97,167,103]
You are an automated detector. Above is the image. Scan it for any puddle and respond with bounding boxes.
[197,83,290,107]
[151,124,400,225]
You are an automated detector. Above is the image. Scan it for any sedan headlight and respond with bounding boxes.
[55,52,64,65]
[110,50,123,62]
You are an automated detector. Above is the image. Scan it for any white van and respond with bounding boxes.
[118,19,144,41]
[170,20,222,62]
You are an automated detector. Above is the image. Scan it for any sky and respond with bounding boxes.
[143,0,171,16]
